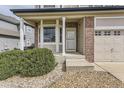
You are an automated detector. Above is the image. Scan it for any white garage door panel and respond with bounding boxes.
[95,36,112,62]
[104,52,112,61]
[112,36,124,62]
[95,30,124,62]
[113,53,124,62]
[95,37,106,61]
[94,53,105,61]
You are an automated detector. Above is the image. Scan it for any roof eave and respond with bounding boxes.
[11,6,124,13]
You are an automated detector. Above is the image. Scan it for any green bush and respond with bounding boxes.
[0,48,56,80]
[0,50,24,80]
[20,48,56,77]
[0,50,23,59]
[0,58,18,80]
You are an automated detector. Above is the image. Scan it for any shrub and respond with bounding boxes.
[0,58,18,80]
[0,48,56,80]
[19,48,56,77]
[0,50,24,80]
[0,50,24,60]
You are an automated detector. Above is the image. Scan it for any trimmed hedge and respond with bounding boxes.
[0,50,24,80]
[19,48,56,77]
[0,48,56,80]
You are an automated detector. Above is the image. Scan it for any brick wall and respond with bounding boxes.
[85,16,94,63]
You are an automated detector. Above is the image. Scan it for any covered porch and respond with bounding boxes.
[12,9,94,63]
[33,17,86,55]
[26,16,94,62]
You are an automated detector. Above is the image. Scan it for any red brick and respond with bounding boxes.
[85,16,94,63]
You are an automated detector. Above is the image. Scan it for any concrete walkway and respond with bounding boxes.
[95,62,124,83]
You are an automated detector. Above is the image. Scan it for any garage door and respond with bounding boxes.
[94,30,124,62]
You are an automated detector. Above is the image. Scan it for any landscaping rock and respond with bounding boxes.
[50,71,124,88]
[0,63,63,88]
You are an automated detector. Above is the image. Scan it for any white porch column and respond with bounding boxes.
[20,18,24,50]
[62,17,66,55]
[56,19,59,52]
[40,19,44,48]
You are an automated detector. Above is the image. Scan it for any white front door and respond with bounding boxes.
[66,30,76,52]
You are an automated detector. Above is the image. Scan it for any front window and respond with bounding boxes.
[44,27,55,42]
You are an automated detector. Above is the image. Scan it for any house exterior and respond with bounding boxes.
[0,13,20,52]
[11,6,124,63]
[0,8,35,52]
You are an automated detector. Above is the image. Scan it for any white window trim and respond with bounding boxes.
[40,22,63,53]
[44,43,56,45]
[43,24,62,43]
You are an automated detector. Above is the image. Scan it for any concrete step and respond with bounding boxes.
[54,55,66,64]
[65,53,94,72]
[66,59,87,62]
[66,61,94,72]
[65,54,85,59]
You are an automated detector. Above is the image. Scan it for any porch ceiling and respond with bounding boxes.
[24,17,82,25]
[26,17,82,21]
[24,17,82,27]
[22,14,85,21]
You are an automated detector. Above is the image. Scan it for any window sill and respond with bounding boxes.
[43,43,62,45]
[44,43,56,45]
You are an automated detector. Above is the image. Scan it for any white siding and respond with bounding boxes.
[0,20,18,32]
[0,37,19,52]
[0,20,19,37]
[24,25,34,47]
